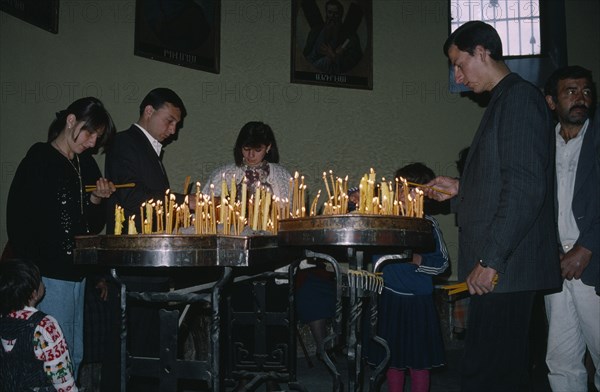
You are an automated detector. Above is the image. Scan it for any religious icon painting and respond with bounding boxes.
[134,0,221,73]
[0,0,59,34]
[291,0,373,90]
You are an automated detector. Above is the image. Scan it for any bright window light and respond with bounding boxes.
[450,0,541,57]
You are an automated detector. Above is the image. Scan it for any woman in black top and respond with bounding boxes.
[6,97,116,377]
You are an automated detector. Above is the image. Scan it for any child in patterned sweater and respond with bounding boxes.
[0,259,78,392]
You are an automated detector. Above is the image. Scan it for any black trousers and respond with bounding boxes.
[461,291,536,392]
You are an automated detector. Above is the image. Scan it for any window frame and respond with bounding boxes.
[447,0,567,92]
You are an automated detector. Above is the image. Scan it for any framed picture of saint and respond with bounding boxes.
[0,0,59,34]
[134,0,220,73]
[291,0,373,90]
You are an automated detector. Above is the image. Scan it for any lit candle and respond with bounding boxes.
[310,189,321,217]
[146,200,153,233]
[220,175,227,225]
[294,172,299,217]
[402,177,409,214]
[164,189,170,217]
[252,183,261,230]
[367,179,374,213]
[329,170,336,209]
[230,174,236,204]
[228,203,234,235]
[337,177,343,212]
[128,215,137,235]
[248,197,254,229]
[388,181,394,215]
[240,177,247,221]
[222,199,228,234]
[344,175,348,198]
[183,196,189,228]
[288,177,294,210]
[380,180,389,214]
[140,203,145,234]
[199,196,204,234]
[164,190,170,233]
[359,175,368,213]
[156,201,163,232]
[419,189,424,218]
[300,176,305,217]
[262,190,272,230]
[114,205,123,235]
[323,172,332,203]
[210,185,216,234]
[368,169,376,213]
[168,193,176,233]
[272,196,279,233]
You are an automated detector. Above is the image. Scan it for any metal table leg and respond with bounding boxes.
[113,266,233,391]
[303,250,343,392]
[346,247,364,392]
[110,268,128,392]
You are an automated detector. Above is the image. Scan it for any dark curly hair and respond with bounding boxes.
[0,259,42,315]
[544,65,595,105]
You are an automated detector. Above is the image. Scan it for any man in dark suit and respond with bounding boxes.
[543,66,599,391]
[106,87,192,232]
[425,21,561,391]
[102,88,190,390]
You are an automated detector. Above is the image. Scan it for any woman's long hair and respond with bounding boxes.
[233,121,280,165]
[48,97,116,152]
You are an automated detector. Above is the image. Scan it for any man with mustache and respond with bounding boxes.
[544,66,600,391]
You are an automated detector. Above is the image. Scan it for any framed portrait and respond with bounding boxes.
[0,0,59,34]
[134,0,220,73]
[291,0,373,90]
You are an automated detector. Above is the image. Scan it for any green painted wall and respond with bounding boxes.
[1,1,599,279]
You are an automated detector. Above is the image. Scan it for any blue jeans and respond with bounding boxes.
[38,277,85,379]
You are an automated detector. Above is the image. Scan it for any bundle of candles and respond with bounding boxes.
[311,168,426,218]
[112,168,439,236]
[113,173,306,236]
[113,190,193,235]
[440,275,499,295]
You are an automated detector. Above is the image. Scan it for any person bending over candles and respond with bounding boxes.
[203,121,291,202]
[106,87,194,233]
[425,21,559,391]
[102,88,190,390]
[6,97,116,378]
[203,121,292,391]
